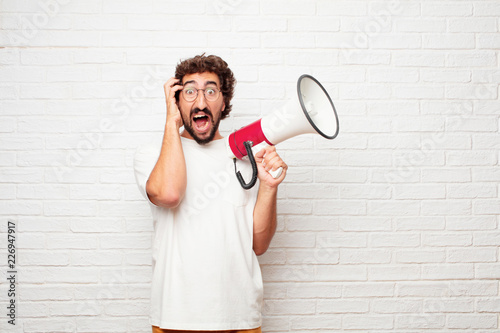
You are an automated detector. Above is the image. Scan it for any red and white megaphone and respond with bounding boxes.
[226,74,339,189]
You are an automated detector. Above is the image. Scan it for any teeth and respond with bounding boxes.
[194,114,206,119]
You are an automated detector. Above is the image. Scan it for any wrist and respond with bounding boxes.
[258,180,279,194]
[166,117,181,131]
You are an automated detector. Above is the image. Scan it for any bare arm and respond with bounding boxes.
[146,78,186,208]
[252,146,287,255]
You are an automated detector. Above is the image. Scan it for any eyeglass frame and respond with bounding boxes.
[180,84,222,102]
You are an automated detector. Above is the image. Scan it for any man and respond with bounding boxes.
[134,54,287,332]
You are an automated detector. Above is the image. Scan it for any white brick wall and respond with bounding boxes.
[0,0,499,332]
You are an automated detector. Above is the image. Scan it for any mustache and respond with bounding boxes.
[191,108,213,118]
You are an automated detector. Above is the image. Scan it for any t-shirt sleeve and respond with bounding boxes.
[133,143,160,204]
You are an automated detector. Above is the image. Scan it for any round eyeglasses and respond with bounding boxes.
[181,86,221,102]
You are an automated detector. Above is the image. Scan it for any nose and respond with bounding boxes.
[194,90,208,109]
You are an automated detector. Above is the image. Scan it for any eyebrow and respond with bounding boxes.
[183,80,219,87]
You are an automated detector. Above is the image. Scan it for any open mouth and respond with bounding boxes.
[192,112,211,133]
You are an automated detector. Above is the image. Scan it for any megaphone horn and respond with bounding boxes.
[226,74,339,189]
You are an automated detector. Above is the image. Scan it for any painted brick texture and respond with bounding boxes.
[0,0,499,332]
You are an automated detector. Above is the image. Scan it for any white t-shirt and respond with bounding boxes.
[134,136,262,330]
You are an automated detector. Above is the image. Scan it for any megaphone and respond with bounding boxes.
[226,74,339,189]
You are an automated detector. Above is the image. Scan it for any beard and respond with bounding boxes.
[181,107,222,145]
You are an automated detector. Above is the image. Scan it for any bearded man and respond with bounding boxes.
[134,54,287,332]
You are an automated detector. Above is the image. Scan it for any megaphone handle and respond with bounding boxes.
[234,141,258,190]
[269,167,283,179]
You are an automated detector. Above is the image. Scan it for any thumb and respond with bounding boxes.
[253,147,266,161]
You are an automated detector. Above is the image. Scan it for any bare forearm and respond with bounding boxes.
[146,120,187,207]
[253,183,278,256]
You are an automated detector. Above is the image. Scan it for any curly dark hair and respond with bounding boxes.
[175,54,236,119]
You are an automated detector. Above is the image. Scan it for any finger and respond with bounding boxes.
[163,78,181,99]
[265,156,281,171]
[254,148,266,161]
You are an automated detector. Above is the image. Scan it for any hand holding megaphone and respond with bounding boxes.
[226,74,339,189]
[250,142,283,179]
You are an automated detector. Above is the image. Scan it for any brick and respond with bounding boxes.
[396,250,446,264]
[263,299,315,315]
[20,285,72,301]
[270,232,316,249]
[477,298,500,313]
[317,232,367,248]
[44,200,97,217]
[339,249,391,264]
[393,51,446,67]
[448,314,498,329]
[342,50,391,65]
[421,100,473,115]
[371,33,421,49]
[23,319,76,333]
[474,199,500,215]
[289,17,340,32]
[447,183,497,199]
[262,0,316,15]
[315,200,366,216]
[21,250,70,266]
[285,215,338,232]
[261,265,315,282]
[46,234,98,249]
[290,315,341,329]
[75,318,128,333]
[49,301,100,316]
[340,217,391,231]
[448,281,498,296]
[447,248,497,263]
[286,248,339,265]
[478,33,500,49]
[341,117,392,133]
[395,217,445,231]
[317,1,368,16]
[317,299,368,313]
[447,217,497,231]
[373,299,422,313]
[285,183,338,199]
[448,18,498,32]
[368,201,420,216]
[314,168,367,183]
[397,282,449,297]
[17,184,69,199]
[286,283,341,299]
[368,68,419,83]
[315,265,367,281]
[424,299,474,313]
[340,151,392,166]
[422,168,471,183]
[422,2,473,16]
[343,315,393,330]
[474,231,500,246]
[394,184,445,200]
[0,200,42,215]
[343,282,394,296]
[423,233,472,247]
[422,200,472,216]
[476,263,500,279]
[235,18,287,32]
[422,69,471,83]
[423,34,475,49]
[395,18,446,32]
[396,315,445,329]
[422,264,474,280]
[369,265,421,281]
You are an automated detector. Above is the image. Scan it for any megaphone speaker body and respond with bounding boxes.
[226,74,339,160]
